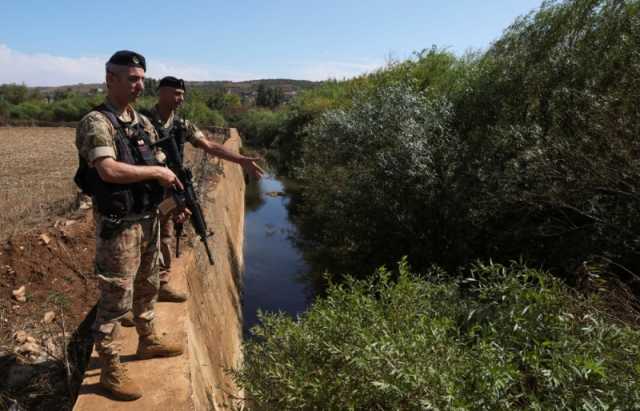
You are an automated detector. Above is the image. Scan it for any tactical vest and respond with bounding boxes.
[74,104,164,218]
[142,108,188,167]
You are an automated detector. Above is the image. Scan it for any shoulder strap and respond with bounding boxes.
[92,104,138,164]
[173,114,186,129]
[93,103,124,133]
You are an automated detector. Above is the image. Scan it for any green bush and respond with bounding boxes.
[271,0,640,280]
[9,101,44,121]
[0,98,9,124]
[235,260,640,410]
[207,91,241,112]
[0,84,31,105]
[181,99,225,127]
[297,83,468,273]
[236,108,287,147]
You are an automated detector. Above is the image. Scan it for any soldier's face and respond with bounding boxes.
[108,67,145,104]
[159,87,185,110]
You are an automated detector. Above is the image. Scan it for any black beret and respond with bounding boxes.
[158,76,186,91]
[107,50,146,71]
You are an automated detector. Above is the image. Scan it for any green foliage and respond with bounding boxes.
[264,0,640,279]
[0,84,32,105]
[298,84,467,272]
[50,95,101,122]
[144,77,158,96]
[235,108,287,147]
[256,84,285,108]
[0,98,9,123]
[180,99,225,127]
[449,0,640,274]
[0,85,103,123]
[252,49,468,176]
[207,90,242,112]
[235,261,640,410]
[9,101,45,121]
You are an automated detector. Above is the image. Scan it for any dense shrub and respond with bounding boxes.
[453,0,640,276]
[9,101,46,121]
[180,99,225,127]
[0,84,32,105]
[235,108,287,147]
[235,260,640,410]
[207,91,241,113]
[0,83,229,126]
[273,0,640,280]
[297,84,469,272]
[0,99,9,124]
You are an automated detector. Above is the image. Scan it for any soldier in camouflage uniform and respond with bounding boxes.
[142,76,264,303]
[75,51,183,401]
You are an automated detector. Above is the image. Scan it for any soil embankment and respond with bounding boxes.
[73,129,246,410]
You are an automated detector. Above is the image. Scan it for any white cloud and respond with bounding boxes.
[292,60,383,81]
[0,44,259,86]
[0,44,384,86]
[149,61,259,83]
[0,44,105,86]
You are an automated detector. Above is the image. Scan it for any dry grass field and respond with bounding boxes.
[0,127,78,240]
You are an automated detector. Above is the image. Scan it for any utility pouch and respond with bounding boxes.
[95,187,134,217]
[99,217,126,240]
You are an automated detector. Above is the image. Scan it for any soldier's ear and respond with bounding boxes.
[106,71,116,86]
[106,70,125,86]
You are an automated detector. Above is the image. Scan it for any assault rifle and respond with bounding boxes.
[154,128,214,265]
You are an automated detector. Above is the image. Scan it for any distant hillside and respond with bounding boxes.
[32,79,320,98]
[0,78,319,126]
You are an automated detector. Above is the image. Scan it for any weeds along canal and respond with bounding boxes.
[242,174,315,336]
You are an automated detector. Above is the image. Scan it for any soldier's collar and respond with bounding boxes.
[105,98,137,124]
[153,104,175,128]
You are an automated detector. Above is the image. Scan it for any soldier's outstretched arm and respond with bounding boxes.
[94,157,184,189]
[193,138,265,179]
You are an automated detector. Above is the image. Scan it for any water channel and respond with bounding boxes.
[242,175,315,336]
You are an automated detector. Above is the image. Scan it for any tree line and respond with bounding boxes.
[0,80,297,127]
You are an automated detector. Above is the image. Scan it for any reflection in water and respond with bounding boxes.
[242,175,314,336]
[244,177,265,212]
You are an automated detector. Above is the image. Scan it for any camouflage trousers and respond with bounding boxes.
[159,212,174,285]
[92,213,160,360]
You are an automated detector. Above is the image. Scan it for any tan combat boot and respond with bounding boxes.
[119,311,135,327]
[99,355,142,401]
[136,331,184,360]
[158,283,188,303]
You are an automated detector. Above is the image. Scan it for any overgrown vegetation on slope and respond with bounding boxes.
[246,0,640,281]
[235,261,640,410]
[235,0,640,408]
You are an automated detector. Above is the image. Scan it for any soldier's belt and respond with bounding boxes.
[119,210,158,222]
[100,209,158,223]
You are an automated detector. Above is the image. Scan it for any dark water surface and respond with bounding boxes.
[242,175,314,336]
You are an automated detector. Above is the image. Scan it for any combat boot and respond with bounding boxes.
[119,311,135,327]
[158,283,188,303]
[99,355,142,401]
[136,332,184,360]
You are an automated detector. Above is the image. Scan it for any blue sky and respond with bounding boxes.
[1,0,542,86]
